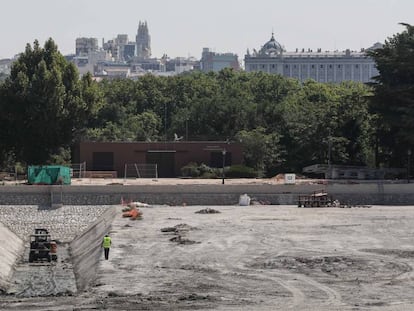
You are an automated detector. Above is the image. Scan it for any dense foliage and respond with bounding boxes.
[0,39,101,165]
[368,23,414,168]
[3,25,414,176]
[86,70,373,176]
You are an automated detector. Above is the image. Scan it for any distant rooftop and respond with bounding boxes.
[246,33,383,58]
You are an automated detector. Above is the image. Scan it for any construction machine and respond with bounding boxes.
[28,228,58,263]
[297,189,334,207]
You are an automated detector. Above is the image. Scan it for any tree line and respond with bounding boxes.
[0,24,413,177]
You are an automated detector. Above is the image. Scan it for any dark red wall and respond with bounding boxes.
[77,141,243,177]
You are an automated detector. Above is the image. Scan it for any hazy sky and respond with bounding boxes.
[1,0,412,59]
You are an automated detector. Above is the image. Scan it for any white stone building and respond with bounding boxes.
[244,33,381,83]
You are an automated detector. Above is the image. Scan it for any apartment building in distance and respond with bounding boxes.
[200,48,240,72]
[75,37,98,56]
[244,33,381,83]
[0,58,14,75]
[72,21,240,78]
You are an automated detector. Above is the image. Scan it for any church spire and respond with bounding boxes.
[136,20,151,59]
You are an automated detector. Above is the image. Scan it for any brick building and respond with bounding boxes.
[75,141,243,178]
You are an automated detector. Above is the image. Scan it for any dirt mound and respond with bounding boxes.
[169,236,200,245]
[160,223,196,234]
[271,173,285,181]
[161,223,199,245]
[249,255,411,282]
[195,208,220,214]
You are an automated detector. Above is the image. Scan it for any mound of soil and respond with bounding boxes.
[169,235,200,245]
[195,208,221,214]
[161,223,196,234]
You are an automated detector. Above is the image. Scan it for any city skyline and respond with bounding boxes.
[0,0,412,60]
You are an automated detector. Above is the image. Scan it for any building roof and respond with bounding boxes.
[259,33,284,56]
[247,32,384,60]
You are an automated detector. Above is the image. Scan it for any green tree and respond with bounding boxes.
[72,68,376,175]
[0,39,99,165]
[235,127,284,176]
[368,23,414,167]
[95,78,137,127]
[121,111,161,141]
[278,80,373,172]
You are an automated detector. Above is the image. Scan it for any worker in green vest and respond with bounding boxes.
[102,234,112,260]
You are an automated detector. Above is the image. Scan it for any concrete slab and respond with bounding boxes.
[0,222,23,291]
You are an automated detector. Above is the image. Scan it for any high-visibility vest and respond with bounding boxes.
[102,236,111,248]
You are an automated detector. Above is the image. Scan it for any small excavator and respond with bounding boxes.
[28,228,57,263]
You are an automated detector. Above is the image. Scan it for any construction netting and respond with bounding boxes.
[27,165,71,185]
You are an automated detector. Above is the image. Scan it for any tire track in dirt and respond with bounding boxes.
[294,273,343,306]
[209,231,335,309]
[251,269,345,309]
[356,248,414,284]
[273,277,306,309]
[205,223,314,308]
[239,223,344,308]
[7,245,76,297]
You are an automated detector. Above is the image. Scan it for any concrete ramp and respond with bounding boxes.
[70,206,117,291]
[0,222,23,291]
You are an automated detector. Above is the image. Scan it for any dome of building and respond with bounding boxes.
[260,33,283,56]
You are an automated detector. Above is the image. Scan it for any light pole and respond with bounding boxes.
[408,149,411,184]
[222,149,226,185]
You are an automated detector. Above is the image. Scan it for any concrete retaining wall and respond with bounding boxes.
[69,206,117,291]
[1,183,414,205]
[0,222,24,292]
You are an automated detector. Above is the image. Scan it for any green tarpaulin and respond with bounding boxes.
[28,166,71,185]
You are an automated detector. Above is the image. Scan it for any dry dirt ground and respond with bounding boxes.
[3,204,414,310]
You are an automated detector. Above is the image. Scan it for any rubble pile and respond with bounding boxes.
[195,208,221,214]
[160,223,196,234]
[161,223,199,245]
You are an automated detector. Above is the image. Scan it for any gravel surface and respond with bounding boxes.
[0,205,111,243]
[0,205,111,298]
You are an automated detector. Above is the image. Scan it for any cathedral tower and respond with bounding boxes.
[136,21,151,59]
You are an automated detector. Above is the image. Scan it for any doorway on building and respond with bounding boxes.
[92,152,114,171]
[146,151,176,177]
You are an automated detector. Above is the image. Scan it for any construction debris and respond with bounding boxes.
[161,224,195,234]
[298,190,371,208]
[195,208,220,214]
[339,204,371,208]
[121,197,151,208]
[161,224,199,245]
[239,194,251,206]
[122,207,143,220]
[298,190,334,208]
[169,236,200,245]
[120,198,146,220]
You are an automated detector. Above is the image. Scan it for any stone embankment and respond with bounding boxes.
[0,205,115,296]
[1,181,414,205]
[0,222,23,291]
[70,206,116,291]
[0,205,110,242]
